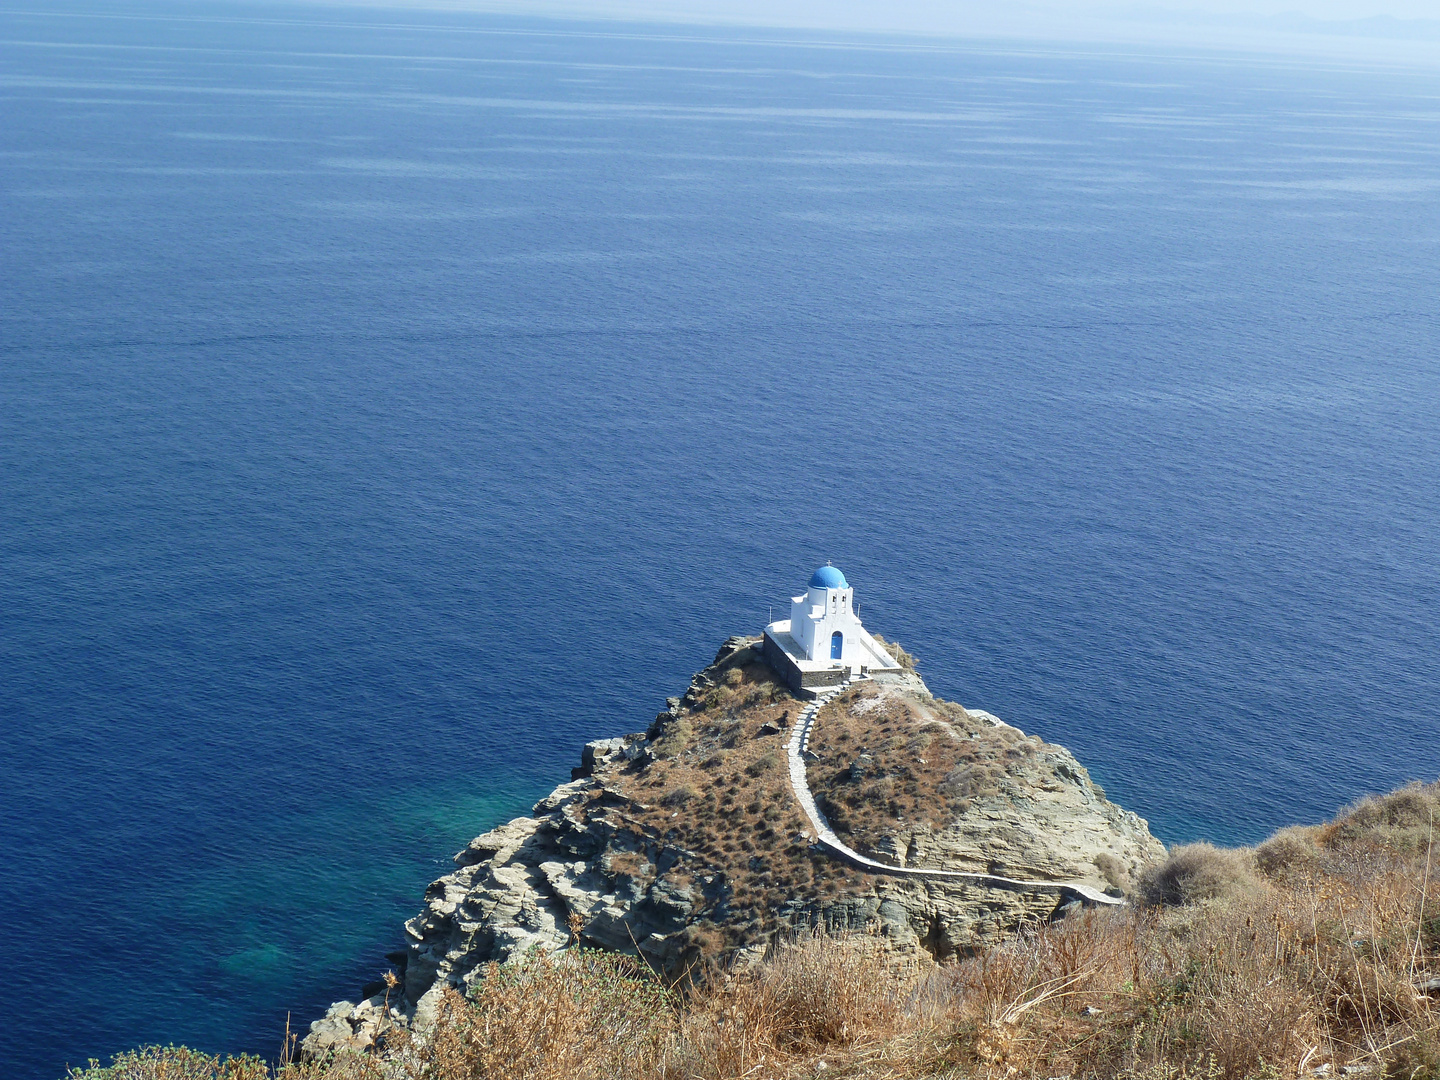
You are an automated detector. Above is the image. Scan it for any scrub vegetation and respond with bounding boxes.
[804,682,1051,848]
[623,652,821,948]
[70,781,1440,1080]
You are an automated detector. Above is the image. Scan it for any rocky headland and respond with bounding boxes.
[305,636,1164,1058]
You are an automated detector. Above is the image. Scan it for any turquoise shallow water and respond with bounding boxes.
[3,4,1439,1076]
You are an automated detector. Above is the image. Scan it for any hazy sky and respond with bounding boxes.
[314,0,1440,57]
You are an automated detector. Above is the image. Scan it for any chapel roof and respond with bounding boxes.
[808,565,848,590]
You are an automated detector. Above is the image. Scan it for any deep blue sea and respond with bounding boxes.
[3,3,1439,1075]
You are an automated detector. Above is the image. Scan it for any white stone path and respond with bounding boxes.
[785,682,1125,907]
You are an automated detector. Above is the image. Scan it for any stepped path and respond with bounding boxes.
[786,681,1125,907]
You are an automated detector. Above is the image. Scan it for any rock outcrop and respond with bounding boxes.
[304,636,1164,1059]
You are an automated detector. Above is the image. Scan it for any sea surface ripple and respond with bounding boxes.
[3,4,1439,1076]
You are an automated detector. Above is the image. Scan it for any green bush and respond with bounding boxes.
[1387,1033,1440,1080]
[66,1046,271,1080]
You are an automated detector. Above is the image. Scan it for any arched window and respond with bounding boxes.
[830,631,843,660]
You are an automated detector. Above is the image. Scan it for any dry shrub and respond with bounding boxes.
[1184,966,1320,1079]
[427,952,675,1080]
[1256,824,1323,880]
[741,683,775,707]
[1095,852,1132,893]
[936,909,1161,1079]
[662,784,699,808]
[672,932,914,1079]
[1329,782,1440,857]
[933,846,1440,1080]
[80,780,1440,1080]
[935,893,1331,1080]
[652,718,693,758]
[1072,853,1434,1080]
[605,849,650,879]
[1138,842,1260,906]
[422,932,923,1080]
[744,751,778,779]
[744,932,904,1049]
[938,762,1001,802]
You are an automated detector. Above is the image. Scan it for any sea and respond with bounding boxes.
[2,3,1439,1076]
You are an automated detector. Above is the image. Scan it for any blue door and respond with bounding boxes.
[830,631,843,660]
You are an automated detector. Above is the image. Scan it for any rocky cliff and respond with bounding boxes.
[304,636,1164,1058]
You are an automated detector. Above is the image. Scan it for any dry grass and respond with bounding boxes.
[74,935,930,1080]
[425,951,676,1079]
[612,647,825,950]
[415,932,943,1080]
[67,782,1440,1080]
[68,700,1440,1080]
[871,634,917,672]
[934,783,1440,1080]
[804,682,1054,859]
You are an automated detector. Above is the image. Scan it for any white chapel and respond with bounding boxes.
[762,565,902,696]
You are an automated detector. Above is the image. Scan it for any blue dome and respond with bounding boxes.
[808,565,848,590]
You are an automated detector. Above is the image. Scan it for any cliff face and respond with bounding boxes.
[304,637,1164,1058]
